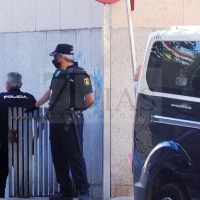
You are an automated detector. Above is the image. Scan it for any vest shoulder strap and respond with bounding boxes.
[70,67,90,77]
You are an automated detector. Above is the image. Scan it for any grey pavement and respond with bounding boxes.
[108,198,134,200]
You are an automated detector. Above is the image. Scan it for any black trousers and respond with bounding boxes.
[50,119,90,196]
[0,138,8,198]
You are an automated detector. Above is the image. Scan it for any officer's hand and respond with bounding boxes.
[22,105,39,113]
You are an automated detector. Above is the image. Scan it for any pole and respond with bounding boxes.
[125,0,137,96]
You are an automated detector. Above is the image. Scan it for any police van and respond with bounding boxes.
[134,26,200,200]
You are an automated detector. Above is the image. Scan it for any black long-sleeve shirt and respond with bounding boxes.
[0,87,36,137]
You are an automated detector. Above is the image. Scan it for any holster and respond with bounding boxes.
[74,110,83,121]
[63,110,83,131]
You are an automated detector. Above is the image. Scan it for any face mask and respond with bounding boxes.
[52,59,61,68]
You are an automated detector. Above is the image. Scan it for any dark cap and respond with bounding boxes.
[49,44,74,56]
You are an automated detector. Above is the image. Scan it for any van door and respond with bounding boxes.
[134,41,200,199]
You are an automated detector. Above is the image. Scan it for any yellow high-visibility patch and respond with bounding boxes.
[84,78,90,86]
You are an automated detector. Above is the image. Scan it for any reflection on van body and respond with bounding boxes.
[134,31,200,200]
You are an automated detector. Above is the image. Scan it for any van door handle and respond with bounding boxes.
[151,115,200,130]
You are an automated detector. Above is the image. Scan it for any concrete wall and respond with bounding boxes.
[0,29,103,200]
[110,28,134,197]
[105,0,135,197]
[0,0,103,33]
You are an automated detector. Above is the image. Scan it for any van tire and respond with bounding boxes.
[154,183,188,200]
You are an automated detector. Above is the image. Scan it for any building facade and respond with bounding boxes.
[132,0,200,67]
[0,0,135,199]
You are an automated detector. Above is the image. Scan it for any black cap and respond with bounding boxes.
[49,44,74,56]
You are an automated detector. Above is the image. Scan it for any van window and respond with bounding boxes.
[146,41,200,97]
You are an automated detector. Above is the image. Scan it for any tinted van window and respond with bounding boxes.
[146,41,200,97]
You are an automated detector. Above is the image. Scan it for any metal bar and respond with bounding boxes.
[125,0,136,88]
[45,108,55,196]
[8,107,13,197]
[151,115,200,129]
[34,110,38,196]
[10,117,46,120]
[103,4,111,200]
[53,168,57,194]
[38,108,43,196]
[44,116,48,195]
[13,107,18,197]
[18,108,23,197]
[23,109,28,197]
[28,112,33,196]
[48,120,53,195]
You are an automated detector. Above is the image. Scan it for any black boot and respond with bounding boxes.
[49,192,73,200]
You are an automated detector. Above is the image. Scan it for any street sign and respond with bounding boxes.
[96,0,120,3]
[131,0,134,10]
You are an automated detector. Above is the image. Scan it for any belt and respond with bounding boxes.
[46,110,82,121]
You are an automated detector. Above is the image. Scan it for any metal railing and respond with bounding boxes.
[8,107,58,197]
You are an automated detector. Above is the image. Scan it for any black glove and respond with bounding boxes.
[22,105,39,113]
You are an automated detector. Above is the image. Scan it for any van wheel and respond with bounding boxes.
[154,183,188,200]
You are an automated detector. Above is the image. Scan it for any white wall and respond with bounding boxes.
[0,29,104,200]
[0,0,104,33]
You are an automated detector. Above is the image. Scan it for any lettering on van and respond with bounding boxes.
[4,95,28,99]
[171,104,192,110]
[135,114,153,164]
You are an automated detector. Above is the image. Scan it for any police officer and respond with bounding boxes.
[24,44,94,200]
[0,72,36,198]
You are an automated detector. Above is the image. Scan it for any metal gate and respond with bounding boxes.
[8,107,58,197]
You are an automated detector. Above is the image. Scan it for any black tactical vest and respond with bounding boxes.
[48,63,89,113]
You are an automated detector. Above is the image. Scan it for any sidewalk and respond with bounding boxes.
[109,198,134,200]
